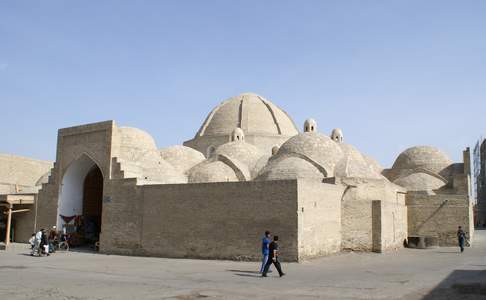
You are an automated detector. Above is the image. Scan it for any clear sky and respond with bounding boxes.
[1,1,485,167]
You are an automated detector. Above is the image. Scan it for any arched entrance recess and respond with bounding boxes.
[57,154,103,246]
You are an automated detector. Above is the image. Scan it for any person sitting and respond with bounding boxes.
[41,229,50,256]
[31,230,42,256]
[48,226,58,253]
[28,233,35,250]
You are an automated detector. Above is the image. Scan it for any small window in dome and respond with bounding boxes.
[207,146,216,158]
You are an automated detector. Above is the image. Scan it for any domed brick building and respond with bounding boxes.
[0,93,473,260]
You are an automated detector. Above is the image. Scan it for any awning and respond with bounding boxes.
[0,194,35,206]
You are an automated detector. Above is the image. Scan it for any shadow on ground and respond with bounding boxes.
[226,270,260,274]
[423,270,486,299]
[226,269,277,278]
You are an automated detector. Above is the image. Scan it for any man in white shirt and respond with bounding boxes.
[30,229,43,256]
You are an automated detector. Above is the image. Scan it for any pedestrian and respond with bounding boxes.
[41,229,50,256]
[262,235,285,277]
[457,226,466,253]
[31,229,42,256]
[28,233,35,250]
[48,226,58,253]
[259,230,272,274]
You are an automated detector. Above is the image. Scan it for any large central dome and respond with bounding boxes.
[184,93,299,156]
[197,93,298,137]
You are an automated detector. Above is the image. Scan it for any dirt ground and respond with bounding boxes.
[1,231,486,300]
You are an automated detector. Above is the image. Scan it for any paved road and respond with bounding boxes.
[1,232,486,300]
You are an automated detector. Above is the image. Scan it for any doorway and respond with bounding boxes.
[82,166,103,245]
[57,154,103,248]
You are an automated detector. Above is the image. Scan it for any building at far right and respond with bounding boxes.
[474,138,486,227]
[383,146,474,246]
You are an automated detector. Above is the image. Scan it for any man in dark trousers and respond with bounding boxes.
[457,226,467,253]
[259,230,272,274]
[262,235,285,277]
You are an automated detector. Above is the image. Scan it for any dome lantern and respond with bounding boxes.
[304,118,317,133]
[231,127,245,142]
[331,128,344,143]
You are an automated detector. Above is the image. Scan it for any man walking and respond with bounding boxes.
[259,231,272,274]
[457,226,466,253]
[262,235,285,277]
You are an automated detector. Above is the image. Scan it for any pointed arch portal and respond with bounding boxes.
[57,154,103,246]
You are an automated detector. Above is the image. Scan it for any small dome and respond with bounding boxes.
[277,132,344,176]
[257,156,325,181]
[392,146,453,175]
[117,127,186,184]
[331,128,344,143]
[159,146,205,174]
[394,172,447,192]
[187,161,239,183]
[231,127,245,142]
[118,127,157,150]
[194,93,298,137]
[253,154,271,178]
[304,118,317,133]
[363,154,384,174]
[118,127,159,165]
[35,172,50,186]
[145,159,187,184]
[335,144,382,179]
[214,141,265,174]
[120,151,187,184]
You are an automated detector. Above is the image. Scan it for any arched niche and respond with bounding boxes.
[57,154,104,244]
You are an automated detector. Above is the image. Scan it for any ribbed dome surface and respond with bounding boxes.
[277,132,344,175]
[214,141,265,171]
[256,156,325,181]
[335,144,382,179]
[117,127,186,184]
[187,161,238,183]
[394,172,447,192]
[159,145,205,174]
[363,154,384,174]
[119,127,157,150]
[195,93,298,138]
[392,146,453,175]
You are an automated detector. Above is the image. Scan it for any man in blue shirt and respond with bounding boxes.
[259,230,272,273]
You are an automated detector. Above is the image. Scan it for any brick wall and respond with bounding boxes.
[407,193,473,246]
[101,179,300,261]
[341,178,408,251]
[297,180,343,259]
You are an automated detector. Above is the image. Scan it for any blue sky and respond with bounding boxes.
[1,1,485,167]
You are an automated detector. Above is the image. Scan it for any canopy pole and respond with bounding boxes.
[4,204,12,247]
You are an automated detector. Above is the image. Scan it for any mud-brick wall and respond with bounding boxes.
[101,179,300,261]
[100,178,144,255]
[141,180,299,261]
[379,194,408,251]
[297,180,343,259]
[371,196,408,253]
[407,193,473,246]
[341,178,407,251]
